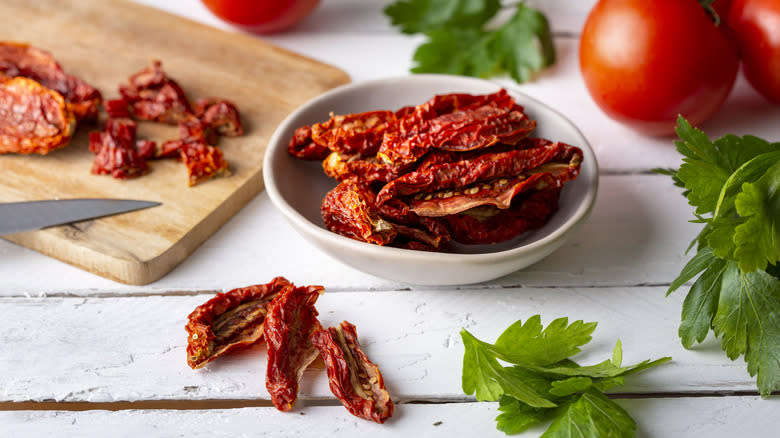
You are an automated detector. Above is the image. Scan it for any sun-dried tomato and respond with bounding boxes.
[179,141,230,186]
[322,151,401,184]
[264,283,325,412]
[0,42,102,121]
[377,103,535,168]
[135,139,158,160]
[287,125,329,160]
[90,142,148,179]
[288,90,583,251]
[444,188,561,244]
[0,76,76,155]
[311,110,397,156]
[185,277,293,369]
[105,98,132,118]
[88,118,158,179]
[311,321,394,424]
[195,98,243,137]
[104,118,138,150]
[376,139,582,214]
[321,180,397,246]
[118,60,192,124]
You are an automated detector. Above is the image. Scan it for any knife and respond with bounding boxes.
[0,199,162,235]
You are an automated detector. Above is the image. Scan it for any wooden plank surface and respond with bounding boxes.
[0,288,757,404]
[4,397,779,438]
[0,0,349,285]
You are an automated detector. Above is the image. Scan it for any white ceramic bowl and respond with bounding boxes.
[263,75,598,285]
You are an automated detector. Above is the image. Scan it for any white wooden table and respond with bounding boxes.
[3,1,780,436]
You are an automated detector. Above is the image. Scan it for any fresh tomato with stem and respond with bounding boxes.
[727,0,780,103]
[579,0,739,136]
[201,0,321,34]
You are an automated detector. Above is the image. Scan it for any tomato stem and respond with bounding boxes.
[699,0,722,26]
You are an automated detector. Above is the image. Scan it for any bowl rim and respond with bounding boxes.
[263,74,599,264]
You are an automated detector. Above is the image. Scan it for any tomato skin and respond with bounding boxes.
[579,0,739,136]
[728,0,780,103]
[201,0,320,34]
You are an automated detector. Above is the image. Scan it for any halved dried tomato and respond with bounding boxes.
[0,42,102,121]
[445,189,562,244]
[264,283,325,411]
[186,277,293,369]
[0,76,75,155]
[311,321,394,424]
[321,180,397,245]
[312,110,396,156]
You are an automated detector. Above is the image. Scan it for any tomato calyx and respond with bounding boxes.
[699,0,727,26]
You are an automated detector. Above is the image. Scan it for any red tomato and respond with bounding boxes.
[201,0,320,34]
[579,0,739,136]
[728,0,780,103]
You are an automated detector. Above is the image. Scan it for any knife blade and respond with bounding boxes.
[0,199,162,235]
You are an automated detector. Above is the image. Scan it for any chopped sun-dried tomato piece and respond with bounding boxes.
[185,277,293,369]
[88,118,156,179]
[179,141,230,186]
[311,321,394,424]
[135,139,157,160]
[105,98,131,118]
[195,98,243,137]
[0,76,75,155]
[119,60,192,124]
[264,283,325,412]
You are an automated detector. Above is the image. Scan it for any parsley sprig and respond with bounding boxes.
[461,315,671,436]
[384,0,555,83]
[659,116,780,397]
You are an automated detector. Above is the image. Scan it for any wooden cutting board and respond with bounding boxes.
[0,0,349,285]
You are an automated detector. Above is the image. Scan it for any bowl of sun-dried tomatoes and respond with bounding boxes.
[263,75,598,285]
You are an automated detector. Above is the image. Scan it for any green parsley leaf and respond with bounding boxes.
[548,377,594,397]
[488,3,556,83]
[673,117,778,216]
[461,316,669,436]
[707,151,780,264]
[384,0,500,34]
[461,328,556,407]
[541,390,636,438]
[665,116,780,396]
[496,395,560,435]
[712,263,780,397]
[385,0,555,83]
[410,27,500,78]
[461,328,505,401]
[678,252,726,348]
[733,161,780,272]
[491,315,597,366]
[674,118,732,215]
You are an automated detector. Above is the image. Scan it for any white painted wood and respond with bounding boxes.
[132,0,598,36]
[0,288,757,403]
[3,1,779,436]
[0,174,702,295]
[4,397,779,438]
